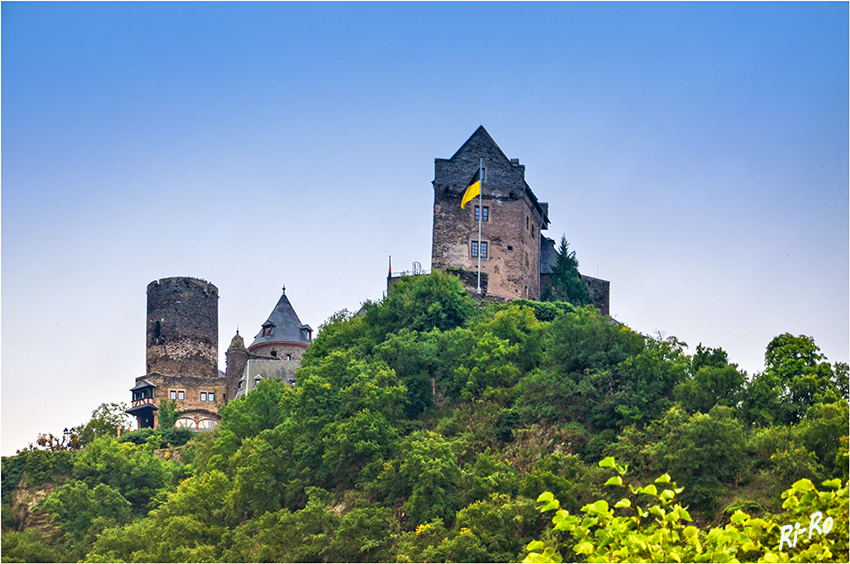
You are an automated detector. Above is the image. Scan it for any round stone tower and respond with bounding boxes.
[146,277,219,379]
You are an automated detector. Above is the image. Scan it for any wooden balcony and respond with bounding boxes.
[131,397,156,408]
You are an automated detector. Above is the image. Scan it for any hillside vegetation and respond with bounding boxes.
[2,271,848,562]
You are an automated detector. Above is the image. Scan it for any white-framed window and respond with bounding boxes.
[208,392,215,402]
[200,392,207,401]
[170,390,176,400]
[474,206,489,222]
[177,390,185,400]
[472,241,488,258]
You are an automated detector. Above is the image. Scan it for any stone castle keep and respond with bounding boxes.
[127,127,609,430]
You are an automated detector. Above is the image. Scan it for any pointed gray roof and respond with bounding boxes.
[249,287,312,349]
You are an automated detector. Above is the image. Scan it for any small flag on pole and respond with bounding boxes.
[461,168,482,209]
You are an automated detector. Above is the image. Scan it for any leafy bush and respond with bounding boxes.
[524,457,848,563]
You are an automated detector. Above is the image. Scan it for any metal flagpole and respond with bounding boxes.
[477,157,483,294]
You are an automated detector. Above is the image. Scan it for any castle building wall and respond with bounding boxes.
[146,277,219,379]
[133,373,225,429]
[431,127,545,300]
[581,275,610,317]
[233,342,307,398]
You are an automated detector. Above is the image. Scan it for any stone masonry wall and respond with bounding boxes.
[539,272,611,317]
[581,275,610,317]
[146,277,219,379]
[140,373,225,427]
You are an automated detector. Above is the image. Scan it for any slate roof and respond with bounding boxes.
[130,379,157,392]
[249,287,312,348]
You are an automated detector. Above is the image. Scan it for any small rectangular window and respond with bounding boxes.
[481,242,488,258]
[170,390,176,400]
[200,392,207,401]
[471,241,478,257]
[474,206,489,222]
[178,391,185,400]
[208,392,215,402]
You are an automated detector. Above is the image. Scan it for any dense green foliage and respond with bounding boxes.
[525,457,848,563]
[2,271,847,562]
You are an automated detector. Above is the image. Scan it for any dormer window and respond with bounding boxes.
[300,324,313,342]
[262,325,273,337]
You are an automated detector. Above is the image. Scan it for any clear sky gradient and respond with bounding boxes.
[3,2,847,455]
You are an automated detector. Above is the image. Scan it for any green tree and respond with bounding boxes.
[72,437,183,512]
[40,480,132,561]
[156,398,179,431]
[797,400,850,481]
[608,406,747,514]
[365,270,475,340]
[434,494,545,563]
[373,328,439,418]
[675,345,746,414]
[220,488,342,563]
[764,333,842,424]
[78,403,134,445]
[374,431,463,527]
[218,378,290,441]
[1,529,65,563]
[542,236,593,306]
[86,470,232,562]
[461,449,521,504]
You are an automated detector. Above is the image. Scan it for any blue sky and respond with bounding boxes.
[3,2,847,455]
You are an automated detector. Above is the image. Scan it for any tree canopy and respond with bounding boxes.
[2,272,847,563]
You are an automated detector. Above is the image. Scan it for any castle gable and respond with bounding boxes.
[445,126,513,166]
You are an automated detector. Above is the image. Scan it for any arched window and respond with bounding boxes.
[175,417,195,430]
[198,419,218,431]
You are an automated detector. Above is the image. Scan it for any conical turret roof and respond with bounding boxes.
[249,287,312,349]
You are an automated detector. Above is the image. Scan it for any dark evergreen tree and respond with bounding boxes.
[542,236,593,306]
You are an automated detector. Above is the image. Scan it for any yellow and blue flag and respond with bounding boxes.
[461,168,482,209]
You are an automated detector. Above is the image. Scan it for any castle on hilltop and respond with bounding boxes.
[127,127,609,431]
[127,279,311,431]
[395,126,609,312]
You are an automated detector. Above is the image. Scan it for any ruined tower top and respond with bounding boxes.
[145,277,219,379]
